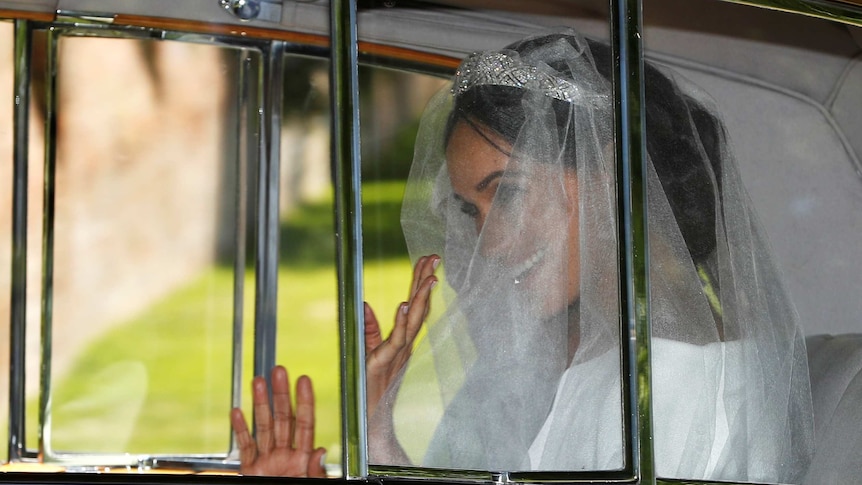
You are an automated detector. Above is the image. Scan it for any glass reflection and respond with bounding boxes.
[273,54,341,470]
[265,54,448,475]
[43,35,241,456]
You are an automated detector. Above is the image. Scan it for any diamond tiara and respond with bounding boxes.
[451,51,606,106]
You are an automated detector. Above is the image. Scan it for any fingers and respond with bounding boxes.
[378,254,441,356]
[230,407,257,466]
[270,366,293,449]
[293,375,316,453]
[368,258,439,380]
[388,302,410,349]
[402,254,439,342]
[308,447,327,478]
[364,302,383,354]
[409,255,440,300]
[235,369,324,477]
[405,272,437,342]
[251,376,274,455]
[409,256,426,299]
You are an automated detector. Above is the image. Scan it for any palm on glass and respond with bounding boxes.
[230,255,439,475]
[230,366,327,477]
[365,255,439,418]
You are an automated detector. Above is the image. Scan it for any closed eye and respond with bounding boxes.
[460,201,479,219]
[453,193,479,219]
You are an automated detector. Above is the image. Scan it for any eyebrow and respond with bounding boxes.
[475,170,526,191]
[451,170,526,202]
[476,171,505,191]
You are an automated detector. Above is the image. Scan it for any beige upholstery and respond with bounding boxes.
[642,0,862,338]
[804,334,862,484]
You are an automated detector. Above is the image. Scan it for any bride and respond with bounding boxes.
[230,29,814,483]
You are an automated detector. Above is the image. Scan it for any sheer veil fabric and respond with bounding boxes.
[372,29,814,483]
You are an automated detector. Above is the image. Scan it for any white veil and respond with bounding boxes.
[372,29,814,483]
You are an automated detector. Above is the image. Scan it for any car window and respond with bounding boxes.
[272,53,342,472]
[34,32,255,461]
[645,0,862,338]
[0,16,453,475]
[355,2,630,481]
[643,0,862,482]
[2,1,860,484]
[259,53,447,475]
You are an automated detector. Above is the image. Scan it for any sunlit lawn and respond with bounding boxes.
[23,181,412,465]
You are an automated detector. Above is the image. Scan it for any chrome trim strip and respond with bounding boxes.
[8,18,31,462]
[38,25,59,460]
[611,0,653,482]
[228,46,257,454]
[252,41,284,383]
[330,0,367,478]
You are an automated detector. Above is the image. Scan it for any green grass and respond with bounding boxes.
[21,180,413,465]
[41,268,241,455]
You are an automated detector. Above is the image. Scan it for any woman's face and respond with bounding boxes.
[445,119,581,318]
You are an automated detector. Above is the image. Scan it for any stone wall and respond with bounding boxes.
[0,29,230,403]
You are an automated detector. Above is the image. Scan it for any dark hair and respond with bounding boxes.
[445,33,724,263]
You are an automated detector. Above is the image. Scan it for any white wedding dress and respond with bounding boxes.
[528,338,786,481]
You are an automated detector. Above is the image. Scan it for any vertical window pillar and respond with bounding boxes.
[329,0,366,478]
[610,0,654,482]
[8,18,31,462]
[253,42,285,382]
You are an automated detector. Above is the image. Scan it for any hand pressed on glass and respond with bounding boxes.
[366,254,439,419]
[229,366,326,477]
[230,255,439,476]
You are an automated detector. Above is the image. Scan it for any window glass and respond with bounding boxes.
[0,19,12,464]
[357,1,630,478]
[268,53,452,476]
[41,34,250,459]
[359,64,448,466]
[272,53,341,471]
[1,2,859,482]
[643,0,862,482]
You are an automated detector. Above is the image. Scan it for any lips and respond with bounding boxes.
[512,247,546,283]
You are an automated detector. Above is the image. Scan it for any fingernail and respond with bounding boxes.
[320,453,327,469]
[401,303,409,315]
[432,257,440,270]
[431,279,438,289]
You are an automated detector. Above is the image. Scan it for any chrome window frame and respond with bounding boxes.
[8,17,284,469]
